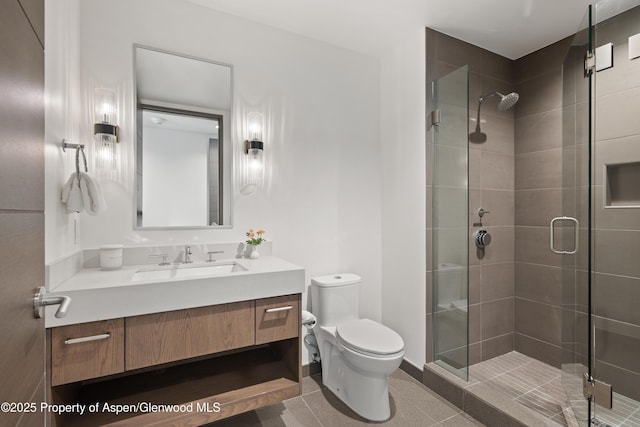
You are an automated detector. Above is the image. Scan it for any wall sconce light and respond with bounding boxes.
[245,111,264,175]
[93,88,119,173]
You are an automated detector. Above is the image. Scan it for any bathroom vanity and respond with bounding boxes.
[45,255,304,426]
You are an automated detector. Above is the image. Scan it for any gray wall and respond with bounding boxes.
[513,38,571,368]
[428,8,640,402]
[590,6,640,401]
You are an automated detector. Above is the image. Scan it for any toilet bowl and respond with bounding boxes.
[310,274,404,421]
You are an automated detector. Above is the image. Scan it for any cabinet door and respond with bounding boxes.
[51,319,125,386]
[126,301,255,370]
[255,294,300,345]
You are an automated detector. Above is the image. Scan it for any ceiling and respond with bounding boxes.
[186,0,594,59]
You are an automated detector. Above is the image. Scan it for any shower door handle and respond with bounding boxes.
[549,216,579,254]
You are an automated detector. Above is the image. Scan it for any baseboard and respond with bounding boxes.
[400,359,423,383]
[301,362,321,377]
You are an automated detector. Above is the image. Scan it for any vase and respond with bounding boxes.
[249,244,260,259]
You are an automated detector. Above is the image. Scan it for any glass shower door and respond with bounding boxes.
[560,5,593,424]
[590,1,640,425]
[431,65,469,381]
[563,2,640,424]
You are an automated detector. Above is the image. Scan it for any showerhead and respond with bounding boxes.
[497,92,519,111]
[470,91,519,144]
[478,91,520,111]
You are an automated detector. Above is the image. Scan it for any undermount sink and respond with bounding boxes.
[132,262,246,282]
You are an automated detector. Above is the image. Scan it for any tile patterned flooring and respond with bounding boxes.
[429,352,640,427]
[206,369,484,426]
[204,352,640,426]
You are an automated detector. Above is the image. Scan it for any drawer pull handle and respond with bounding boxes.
[265,306,293,313]
[64,333,111,345]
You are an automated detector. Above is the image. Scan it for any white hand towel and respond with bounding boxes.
[60,173,83,213]
[78,172,107,215]
[60,172,107,215]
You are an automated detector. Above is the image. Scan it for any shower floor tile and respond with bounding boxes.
[427,351,640,427]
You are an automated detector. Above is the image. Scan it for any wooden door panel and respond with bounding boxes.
[0,213,44,420]
[18,0,44,48]
[0,0,44,211]
[0,0,45,425]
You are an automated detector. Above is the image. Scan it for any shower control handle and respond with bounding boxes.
[475,229,492,249]
[478,208,490,218]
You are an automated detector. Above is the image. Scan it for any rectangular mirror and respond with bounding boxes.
[134,45,233,228]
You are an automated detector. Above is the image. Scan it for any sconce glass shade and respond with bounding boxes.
[93,88,118,176]
[94,133,117,173]
[242,112,265,192]
[247,112,264,142]
[94,88,116,125]
[247,144,264,172]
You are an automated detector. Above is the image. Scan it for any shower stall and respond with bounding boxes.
[428,0,640,425]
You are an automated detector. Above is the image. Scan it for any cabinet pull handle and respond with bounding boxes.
[265,306,293,313]
[64,333,111,345]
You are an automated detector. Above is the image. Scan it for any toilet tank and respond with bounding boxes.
[310,273,361,327]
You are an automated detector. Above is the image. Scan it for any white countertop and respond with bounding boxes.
[45,256,305,328]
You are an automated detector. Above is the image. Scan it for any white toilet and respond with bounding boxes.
[310,273,404,421]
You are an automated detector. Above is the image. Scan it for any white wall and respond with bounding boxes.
[44,0,82,263]
[46,0,383,359]
[380,29,426,369]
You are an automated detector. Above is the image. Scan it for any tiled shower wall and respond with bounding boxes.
[425,29,516,365]
[513,39,572,368]
[513,6,640,401]
[427,5,640,403]
[590,6,640,401]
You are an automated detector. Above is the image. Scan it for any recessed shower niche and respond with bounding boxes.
[605,161,640,207]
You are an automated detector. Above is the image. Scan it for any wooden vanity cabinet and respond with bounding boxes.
[48,294,302,427]
[125,300,255,370]
[50,318,124,386]
[256,294,300,344]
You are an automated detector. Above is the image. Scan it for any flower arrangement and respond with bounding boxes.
[246,229,266,246]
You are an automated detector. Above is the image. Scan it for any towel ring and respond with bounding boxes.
[75,146,88,184]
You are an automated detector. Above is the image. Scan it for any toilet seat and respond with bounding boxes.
[336,318,404,357]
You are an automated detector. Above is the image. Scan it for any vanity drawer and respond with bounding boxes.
[125,300,255,370]
[51,319,125,386]
[255,294,300,345]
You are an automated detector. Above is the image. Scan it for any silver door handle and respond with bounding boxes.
[33,286,72,319]
[265,306,293,313]
[550,216,579,254]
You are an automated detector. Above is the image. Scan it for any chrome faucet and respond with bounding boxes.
[184,245,193,263]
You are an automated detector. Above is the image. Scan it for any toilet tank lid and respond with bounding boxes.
[311,273,361,287]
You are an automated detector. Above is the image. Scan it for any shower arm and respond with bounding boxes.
[474,101,483,132]
[478,92,501,104]
[475,92,509,130]
[475,92,497,131]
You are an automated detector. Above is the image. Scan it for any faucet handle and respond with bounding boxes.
[150,253,169,266]
[207,251,224,262]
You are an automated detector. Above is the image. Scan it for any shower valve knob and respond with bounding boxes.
[475,229,492,249]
